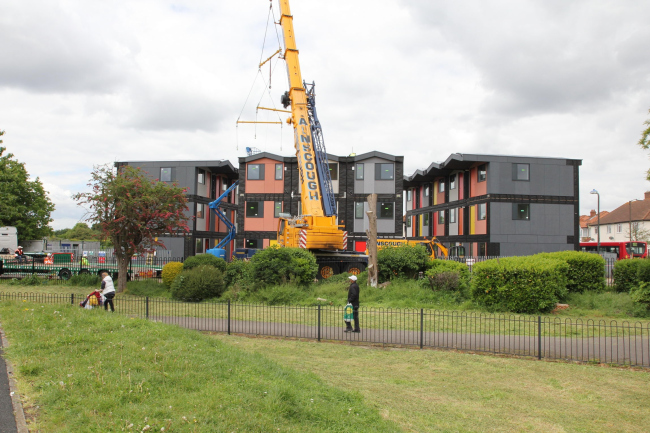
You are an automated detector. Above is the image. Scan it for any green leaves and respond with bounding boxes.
[377,244,429,282]
[250,246,318,287]
[0,141,55,241]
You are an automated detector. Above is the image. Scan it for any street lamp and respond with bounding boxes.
[629,199,640,243]
[590,189,600,253]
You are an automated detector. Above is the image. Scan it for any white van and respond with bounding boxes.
[0,226,18,254]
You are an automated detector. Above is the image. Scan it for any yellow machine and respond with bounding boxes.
[369,237,465,260]
[274,0,367,278]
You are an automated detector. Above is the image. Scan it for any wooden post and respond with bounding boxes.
[365,193,378,288]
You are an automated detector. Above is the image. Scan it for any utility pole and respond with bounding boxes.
[365,193,378,288]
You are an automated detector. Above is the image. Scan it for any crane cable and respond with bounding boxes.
[236,1,285,151]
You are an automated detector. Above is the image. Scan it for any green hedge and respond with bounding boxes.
[471,256,568,314]
[250,246,318,287]
[612,259,644,293]
[171,265,225,301]
[183,254,227,272]
[424,260,471,292]
[377,244,430,282]
[536,251,605,293]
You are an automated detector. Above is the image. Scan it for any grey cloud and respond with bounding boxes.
[0,2,133,93]
[401,0,650,117]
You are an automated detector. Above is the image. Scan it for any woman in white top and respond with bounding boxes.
[100,272,116,312]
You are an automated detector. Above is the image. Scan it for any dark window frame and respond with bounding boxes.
[375,163,394,180]
[407,190,412,201]
[274,201,282,218]
[478,164,487,182]
[160,167,172,182]
[247,164,265,180]
[438,180,445,193]
[197,169,205,185]
[275,163,283,180]
[245,239,260,249]
[512,203,530,221]
[450,174,456,190]
[438,211,445,225]
[328,163,338,181]
[246,201,264,218]
[478,203,487,220]
[406,217,411,228]
[450,208,456,223]
[196,203,204,219]
[355,202,364,219]
[378,202,394,219]
[356,163,364,180]
[423,213,430,226]
[512,163,530,181]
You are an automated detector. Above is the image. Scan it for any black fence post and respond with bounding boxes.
[318,304,321,342]
[146,297,149,320]
[420,308,424,349]
[227,300,231,335]
[71,293,74,305]
[31,257,35,276]
[537,316,542,360]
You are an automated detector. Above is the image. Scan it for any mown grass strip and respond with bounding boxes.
[216,334,650,433]
[0,300,399,432]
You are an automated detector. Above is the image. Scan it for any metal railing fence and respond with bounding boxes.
[1,291,648,368]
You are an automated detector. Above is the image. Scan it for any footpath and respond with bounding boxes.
[0,326,27,433]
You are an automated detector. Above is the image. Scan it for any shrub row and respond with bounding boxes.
[535,251,605,293]
[471,256,569,314]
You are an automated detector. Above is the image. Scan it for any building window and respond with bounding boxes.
[513,203,530,220]
[275,163,283,180]
[196,203,204,219]
[356,163,364,180]
[355,202,364,219]
[197,169,205,185]
[160,167,172,182]
[478,164,487,182]
[248,164,265,180]
[450,208,456,223]
[581,227,588,237]
[328,163,338,181]
[607,225,612,234]
[478,203,487,220]
[407,190,412,201]
[617,224,622,233]
[245,239,260,249]
[424,186,429,197]
[438,181,445,193]
[438,211,445,225]
[423,213,430,226]
[513,163,530,181]
[450,174,456,190]
[375,163,394,180]
[478,242,487,256]
[378,202,394,219]
[274,201,282,218]
[246,201,263,218]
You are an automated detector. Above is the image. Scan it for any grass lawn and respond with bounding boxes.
[0,300,398,432]
[213,334,650,433]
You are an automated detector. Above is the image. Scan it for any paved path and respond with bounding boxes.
[151,315,650,367]
[0,331,18,433]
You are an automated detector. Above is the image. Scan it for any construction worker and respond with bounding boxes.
[14,246,25,263]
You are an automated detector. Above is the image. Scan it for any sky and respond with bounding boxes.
[1,0,649,230]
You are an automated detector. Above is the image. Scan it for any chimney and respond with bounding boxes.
[645,191,650,200]
[590,209,596,217]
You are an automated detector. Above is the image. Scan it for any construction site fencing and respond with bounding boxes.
[0,256,185,282]
[1,291,648,368]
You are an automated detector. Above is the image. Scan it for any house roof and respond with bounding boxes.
[580,211,609,228]
[115,160,238,177]
[403,153,582,187]
[589,197,650,225]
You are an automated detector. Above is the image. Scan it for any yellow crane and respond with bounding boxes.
[274,0,367,278]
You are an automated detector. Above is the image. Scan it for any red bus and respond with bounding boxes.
[579,241,648,260]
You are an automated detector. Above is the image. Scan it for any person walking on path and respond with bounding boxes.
[100,272,116,312]
[345,275,360,333]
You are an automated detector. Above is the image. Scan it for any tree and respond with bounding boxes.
[50,222,102,241]
[627,222,650,242]
[0,132,55,241]
[73,164,190,292]
[639,109,650,179]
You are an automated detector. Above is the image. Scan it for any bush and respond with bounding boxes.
[162,262,184,288]
[224,259,254,288]
[250,246,318,287]
[377,245,429,282]
[183,254,227,272]
[636,260,650,284]
[170,265,226,301]
[12,275,44,286]
[471,256,568,314]
[68,274,101,286]
[613,259,643,293]
[424,260,471,292]
[630,282,650,310]
[536,251,605,293]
